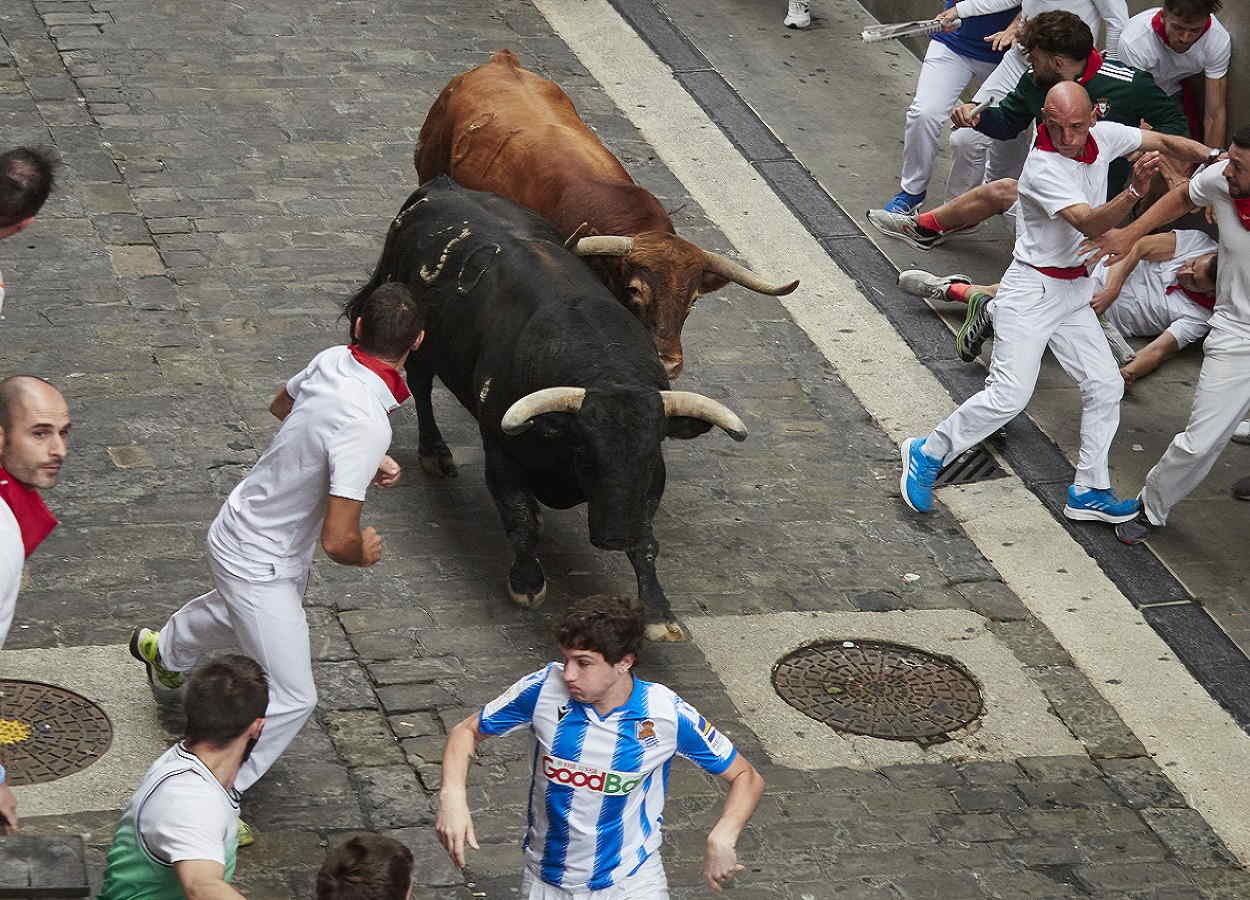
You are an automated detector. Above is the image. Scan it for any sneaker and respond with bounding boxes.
[866,209,945,251]
[1063,486,1141,524]
[900,437,943,512]
[237,818,257,848]
[1232,420,1250,445]
[784,0,811,28]
[1100,316,1136,368]
[1115,510,1155,544]
[898,270,971,302]
[129,627,185,690]
[884,189,926,215]
[955,291,993,362]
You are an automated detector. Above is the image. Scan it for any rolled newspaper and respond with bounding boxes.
[861,18,958,43]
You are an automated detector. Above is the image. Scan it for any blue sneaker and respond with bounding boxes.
[1063,486,1141,524]
[900,437,943,512]
[884,189,926,215]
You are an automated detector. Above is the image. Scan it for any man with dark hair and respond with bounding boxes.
[98,655,268,900]
[1085,127,1250,538]
[128,283,426,835]
[316,834,414,900]
[437,597,765,898]
[1118,0,1229,147]
[0,148,56,319]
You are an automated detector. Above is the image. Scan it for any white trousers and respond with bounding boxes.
[1142,327,1250,525]
[948,44,1031,199]
[158,556,316,792]
[926,261,1124,489]
[520,854,669,900]
[900,41,997,197]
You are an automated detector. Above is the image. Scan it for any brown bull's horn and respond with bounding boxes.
[501,387,587,434]
[700,249,799,296]
[574,236,634,257]
[660,391,748,442]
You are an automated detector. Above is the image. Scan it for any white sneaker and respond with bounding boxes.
[784,0,811,28]
[1233,420,1250,445]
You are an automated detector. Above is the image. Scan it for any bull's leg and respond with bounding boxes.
[628,456,686,642]
[405,358,457,478]
[484,445,546,608]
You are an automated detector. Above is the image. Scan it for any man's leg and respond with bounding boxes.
[615,854,670,899]
[868,178,1017,251]
[157,584,240,673]
[945,44,1027,197]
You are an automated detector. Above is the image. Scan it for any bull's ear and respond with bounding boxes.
[700,270,730,295]
[665,416,714,440]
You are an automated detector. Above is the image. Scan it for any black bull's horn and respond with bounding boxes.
[573,237,799,297]
[500,388,748,441]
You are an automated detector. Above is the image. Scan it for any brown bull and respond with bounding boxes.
[415,50,798,378]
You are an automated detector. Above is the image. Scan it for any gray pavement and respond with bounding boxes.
[1,0,1249,897]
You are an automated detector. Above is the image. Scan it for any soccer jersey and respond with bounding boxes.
[1189,161,1250,339]
[98,743,239,900]
[1117,9,1230,97]
[479,664,737,892]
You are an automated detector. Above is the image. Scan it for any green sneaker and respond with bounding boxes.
[237,818,256,848]
[129,627,185,690]
[956,291,994,362]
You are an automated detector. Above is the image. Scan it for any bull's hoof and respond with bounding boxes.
[418,450,458,479]
[645,621,688,642]
[508,582,547,609]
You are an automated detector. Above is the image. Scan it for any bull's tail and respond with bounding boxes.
[342,187,426,339]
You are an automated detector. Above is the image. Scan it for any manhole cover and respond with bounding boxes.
[771,640,983,741]
[0,680,113,785]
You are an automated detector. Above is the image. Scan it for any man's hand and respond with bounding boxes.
[0,784,17,834]
[1130,152,1163,197]
[1091,287,1119,315]
[951,102,981,129]
[359,527,383,567]
[436,791,479,868]
[1120,366,1138,388]
[935,6,960,30]
[373,455,401,488]
[985,20,1018,51]
[1080,228,1135,267]
[704,837,744,893]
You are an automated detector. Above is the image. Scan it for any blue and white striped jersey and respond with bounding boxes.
[479,663,737,892]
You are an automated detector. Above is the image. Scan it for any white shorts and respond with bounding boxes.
[520,854,669,900]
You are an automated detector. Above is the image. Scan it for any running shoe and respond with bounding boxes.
[897,270,971,302]
[883,189,926,215]
[900,437,943,512]
[784,0,811,28]
[1100,316,1136,368]
[1115,510,1156,544]
[866,209,945,251]
[955,291,993,362]
[129,627,185,690]
[1232,420,1250,445]
[237,818,256,848]
[1063,486,1141,524]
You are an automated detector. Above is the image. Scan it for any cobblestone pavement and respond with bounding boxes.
[1,0,1249,897]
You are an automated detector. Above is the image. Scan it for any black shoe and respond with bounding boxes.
[1115,511,1155,545]
[956,292,993,362]
[1232,476,1250,501]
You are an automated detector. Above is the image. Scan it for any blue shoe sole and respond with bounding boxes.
[1062,504,1140,525]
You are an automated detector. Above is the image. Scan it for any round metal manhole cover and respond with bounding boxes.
[0,680,113,785]
[771,640,984,741]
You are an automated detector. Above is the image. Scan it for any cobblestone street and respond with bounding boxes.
[2,0,1249,896]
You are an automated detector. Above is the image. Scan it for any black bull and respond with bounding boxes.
[346,177,748,641]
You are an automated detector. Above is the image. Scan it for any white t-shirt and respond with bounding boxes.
[1094,230,1217,349]
[1117,10,1231,97]
[1014,121,1143,269]
[0,501,22,648]
[1189,161,1250,339]
[209,345,397,578]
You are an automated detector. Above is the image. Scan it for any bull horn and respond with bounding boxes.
[574,236,634,257]
[700,249,799,296]
[501,387,586,434]
[661,391,748,442]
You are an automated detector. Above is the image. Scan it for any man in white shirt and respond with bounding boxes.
[899,81,1214,522]
[1084,127,1250,542]
[0,147,56,321]
[98,654,267,900]
[436,597,764,898]
[1117,0,1230,148]
[128,282,425,810]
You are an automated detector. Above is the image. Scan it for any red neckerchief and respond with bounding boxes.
[348,345,411,404]
[0,466,57,558]
[1035,123,1099,164]
[1151,10,1211,52]
[1233,195,1250,232]
[1166,283,1216,311]
[1077,48,1103,85]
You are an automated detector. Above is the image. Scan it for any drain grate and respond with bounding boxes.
[772,640,984,741]
[0,680,113,785]
[935,443,1004,487]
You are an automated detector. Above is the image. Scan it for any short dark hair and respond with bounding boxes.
[1163,0,1221,18]
[316,834,414,900]
[0,147,56,229]
[347,282,426,360]
[1205,253,1219,284]
[184,654,269,747]
[557,597,644,665]
[1018,11,1094,61]
[1232,125,1250,151]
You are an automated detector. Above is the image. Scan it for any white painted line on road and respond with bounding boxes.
[534,0,1250,864]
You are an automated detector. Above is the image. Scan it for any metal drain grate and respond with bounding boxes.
[0,680,113,785]
[935,444,1004,487]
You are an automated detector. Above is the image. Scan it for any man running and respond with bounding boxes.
[0,147,56,320]
[899,81,1215,523]
[129,282,425,827]
[436,597,764,898]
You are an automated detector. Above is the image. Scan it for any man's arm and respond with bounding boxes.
[1137,131,1215,166]
[173,860,246,900]
[970,84,1034,139]
[951,0,1018,17]
[0,782,16,834]
[437,713,487,868]
[321,496,382,566]
[1203,77,1227,150]
[1059,153,1161,238]
[1121,331,1181,386]
[269,387,294,421]
[1080,180,1195,264]
[1092,232,1178,313]
[703,755,765,894]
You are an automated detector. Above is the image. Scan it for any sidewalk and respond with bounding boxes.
[1,0,1248,896]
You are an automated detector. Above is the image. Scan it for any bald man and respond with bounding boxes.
[899,82,1215,521]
